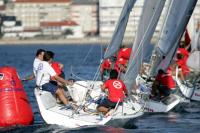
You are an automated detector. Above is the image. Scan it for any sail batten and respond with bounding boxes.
[104,0,136,59]
[123,0,166,92]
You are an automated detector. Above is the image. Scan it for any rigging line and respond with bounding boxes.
[82,44,94,64]
[70,65,87,81]
[92,44,104,81]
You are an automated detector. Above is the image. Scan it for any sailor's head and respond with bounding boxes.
[43,51,54,63]
[110,69,118,79]
[36,49,45,61]
[158,69,166,74]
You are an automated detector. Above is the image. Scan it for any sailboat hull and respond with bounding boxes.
[34,88,112,128]
[176,77,200,102]
[34,80,143,128]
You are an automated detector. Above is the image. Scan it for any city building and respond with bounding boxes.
[70,0,98,36]
[13,0,71,30]
[40,20,84,38]
[99,0,143,39]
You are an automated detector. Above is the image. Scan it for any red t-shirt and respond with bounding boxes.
[101,58,111,71]
[51,62,62,76]
[114,58,128,73]
[176,59,190,76]
[117,48,132,60]
[177,48,189,59]
[156,73,176,89]
[104,79,127,102]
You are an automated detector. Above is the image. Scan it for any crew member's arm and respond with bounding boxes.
[54,75,73,86]
[123,84,128,96]
[59,63,64,69]
[100,84,106,92]
[23,73,35,81]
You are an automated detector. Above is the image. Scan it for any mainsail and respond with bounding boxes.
[149,0,198,76]
[104,0,136,59]
[123,0,166,92]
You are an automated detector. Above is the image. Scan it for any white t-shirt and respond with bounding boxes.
[36,61,56,86]
[33,58,42,76]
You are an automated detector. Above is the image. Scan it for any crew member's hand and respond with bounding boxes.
[21,78,27,82]
[67,80,74,86]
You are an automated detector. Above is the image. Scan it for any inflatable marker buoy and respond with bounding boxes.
[0,66,34,127]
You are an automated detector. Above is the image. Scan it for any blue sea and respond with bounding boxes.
[0,44,200,133]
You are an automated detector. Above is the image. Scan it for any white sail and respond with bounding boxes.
[150,0,198,75]
[187,30,200,71]
[104,0,136,59]
[191,30,200,51]
[123,0,166,92]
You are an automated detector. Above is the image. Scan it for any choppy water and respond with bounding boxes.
[0,44,200,133]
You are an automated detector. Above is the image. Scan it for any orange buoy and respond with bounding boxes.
[0,66,34,127]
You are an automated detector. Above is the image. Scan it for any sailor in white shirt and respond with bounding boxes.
[36,51,73,106]
[23,49,45,81]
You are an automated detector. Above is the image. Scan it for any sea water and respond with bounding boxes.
[0,44,200,133]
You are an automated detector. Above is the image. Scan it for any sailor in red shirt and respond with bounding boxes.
[97,69,128,115]
[117,47,132,60]
[100,58,112,81]
[177,47,189,59]
[114,57,128,74]
[176,53,190,77]
[151,69,176,98]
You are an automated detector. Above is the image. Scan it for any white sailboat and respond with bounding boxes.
[142,0,198,108]
[69,0,176,114]
[124,0,181,113]
[176,29,200,102]
[34,0,143,128]
[133,0,198,112]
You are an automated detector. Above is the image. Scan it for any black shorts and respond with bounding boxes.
[158,85,171,96]
[42,81,58,95]
[98,98,122,109]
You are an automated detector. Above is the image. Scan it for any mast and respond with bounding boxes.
[104,0,136,59]
[123,0,166,93]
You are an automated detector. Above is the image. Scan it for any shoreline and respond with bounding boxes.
[0,37,135,45]
[0,37,110,45]
[0,37,157,45]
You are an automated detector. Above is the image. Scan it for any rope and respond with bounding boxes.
[70,66,87,81]
[81,44,94,64]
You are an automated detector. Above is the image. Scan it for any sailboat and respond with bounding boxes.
[176,29,200,101]
[123,0,182,113]
[138,0,198,109]
[69,0,178,114]
[34,0,143,128]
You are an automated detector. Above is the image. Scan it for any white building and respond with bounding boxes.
[99,0,143,38]
[13,0,71,30]
[70,0,98,36]
[40,20,84,38]
[99,0,200,42]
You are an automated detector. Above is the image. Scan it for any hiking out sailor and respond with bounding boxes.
[36,51,73,107]
[151,69,176,98]
[23,49,45,81]
[97,69,128,115]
